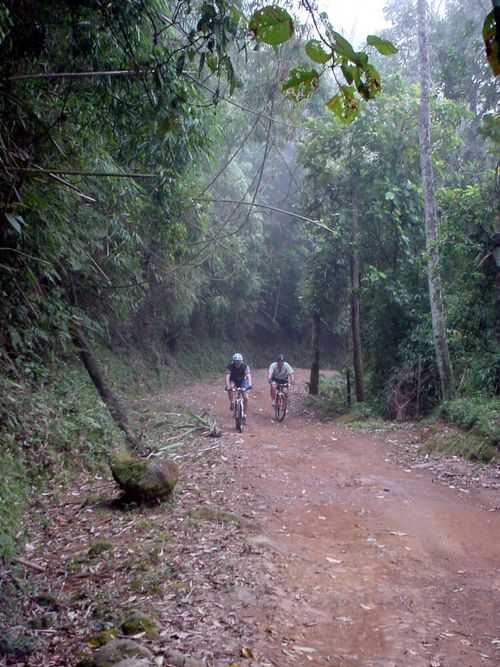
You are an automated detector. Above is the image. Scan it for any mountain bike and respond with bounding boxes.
[228,386,247,432]
[275,382,288,422]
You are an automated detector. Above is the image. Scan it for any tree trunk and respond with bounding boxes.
[72,325,145,455]
[346,367,352,408]
[350,180,365,402]
[417,0,455,400]
[309,311,321,395]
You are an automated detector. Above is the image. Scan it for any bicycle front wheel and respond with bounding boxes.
[275,393,287,421]
[235,401,244,432]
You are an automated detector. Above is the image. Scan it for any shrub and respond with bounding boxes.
[440,397,500,447]
[304,373,349,415]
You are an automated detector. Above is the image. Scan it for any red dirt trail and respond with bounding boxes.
[12,368,499,667]
[196,368,500,667]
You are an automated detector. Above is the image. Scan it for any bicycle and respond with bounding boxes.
[227,386,248,432]
[274,381,289,422]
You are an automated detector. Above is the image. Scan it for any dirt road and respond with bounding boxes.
[13,368,500,667]
[195,368,500,667]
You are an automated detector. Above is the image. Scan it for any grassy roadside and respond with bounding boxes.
[0,360,124,559]
[0,334,287,560]
[304,374,500,464]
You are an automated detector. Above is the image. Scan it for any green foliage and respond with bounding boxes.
[0,456,28,559]
[440,397,500,448]
[282,67,320,101]
[367,35,399,56]
[303,374,350,415]
[0,366,121,557]
[249,6,294,46]
[305,40,331,64]
[482,7,500,76]
[422,427,499,464]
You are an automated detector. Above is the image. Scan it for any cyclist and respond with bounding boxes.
[268,354,295,406]
[225,353,252,422]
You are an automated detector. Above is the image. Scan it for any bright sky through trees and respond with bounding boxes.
[320,0,389,43]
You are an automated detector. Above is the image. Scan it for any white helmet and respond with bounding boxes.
[232,353,243,362]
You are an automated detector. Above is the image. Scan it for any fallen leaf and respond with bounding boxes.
[389,531,407,536]
[241,647,254,658]
[294,646,316,653]
[326,556,342,564]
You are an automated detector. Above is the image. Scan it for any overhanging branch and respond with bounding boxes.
[193,197,335,233]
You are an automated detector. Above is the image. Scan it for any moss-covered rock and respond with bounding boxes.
[88,540,114,557]
[87,627,120,648]
[77,638,154,667]
[121,611,159,638]
[111,456,178,503]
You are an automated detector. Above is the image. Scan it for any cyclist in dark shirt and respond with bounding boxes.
[224,353,252,421]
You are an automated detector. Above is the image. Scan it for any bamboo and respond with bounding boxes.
[8,69,142,81]
[13,167,157,179]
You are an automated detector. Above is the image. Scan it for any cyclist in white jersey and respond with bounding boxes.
[268,354,295,406]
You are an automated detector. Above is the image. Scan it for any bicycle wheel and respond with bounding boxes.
[235,401,244,432]
[275,392,287,421]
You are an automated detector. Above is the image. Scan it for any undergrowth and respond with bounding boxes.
[421,426,500,464]
[427,396,500,462]
[304,376,499,463]
[0,363,122,559]
[440,397,499,447]
[304,374,378,422]
[303,374,350,415]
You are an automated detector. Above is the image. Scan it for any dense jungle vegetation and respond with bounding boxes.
[0,0,499,560]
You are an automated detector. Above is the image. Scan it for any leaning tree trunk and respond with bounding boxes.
[417,0,455,400]
[350,180,365,402]
[309,311,321,395]
[72,325,145,455]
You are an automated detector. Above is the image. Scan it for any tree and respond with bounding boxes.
[350,178,365,402]
[417,0,455,400]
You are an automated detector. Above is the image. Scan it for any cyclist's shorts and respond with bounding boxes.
[238,378,250,390]
[272,378,288,386]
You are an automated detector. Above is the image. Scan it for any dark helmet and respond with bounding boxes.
[276,354,284,362]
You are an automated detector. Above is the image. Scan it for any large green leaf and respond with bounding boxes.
[282,67,320,101]
[326,85,360,124]
[330,30,357,61]
[341,63,358,85]
[305,39,332,64]
[482,9,500,76]
[249,6,294,46]
[366,35,398,56]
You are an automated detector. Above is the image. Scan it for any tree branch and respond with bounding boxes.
[193,198,335,232]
